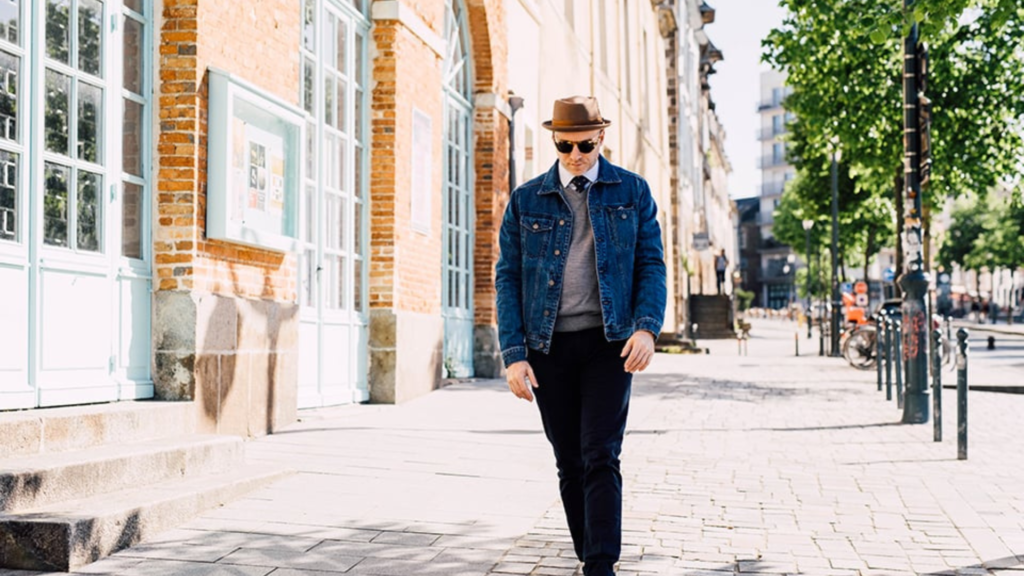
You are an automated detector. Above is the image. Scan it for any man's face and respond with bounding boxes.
[553,129,604,176]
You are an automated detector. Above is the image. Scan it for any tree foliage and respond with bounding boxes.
[763,1,1024,260]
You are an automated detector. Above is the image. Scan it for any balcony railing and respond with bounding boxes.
[761,181,786,196]
[757,99,784,112]
[757,126,786,140]
[758,155,789,169]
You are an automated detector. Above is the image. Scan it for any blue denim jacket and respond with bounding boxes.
[495,157,667,367]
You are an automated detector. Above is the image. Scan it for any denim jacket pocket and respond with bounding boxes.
[520,214,555,258]
[606,204,637,249]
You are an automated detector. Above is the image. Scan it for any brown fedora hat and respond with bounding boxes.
[542,96,612,132]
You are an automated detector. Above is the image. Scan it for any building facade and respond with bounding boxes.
[754,69,798,309]
[3,0,731,431]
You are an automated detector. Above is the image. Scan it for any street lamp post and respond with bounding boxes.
[802,219,814,339]
[900,0,930,423]
[830,145,842,357]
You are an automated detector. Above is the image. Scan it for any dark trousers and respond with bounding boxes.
[716,269,726,294]
[529,327,632,576]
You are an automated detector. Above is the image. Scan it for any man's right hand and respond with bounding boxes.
[506,360,539,402]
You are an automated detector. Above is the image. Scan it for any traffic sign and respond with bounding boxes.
[883,267,896,282]
[841,282,853,294]
[855,294,869,307]
[854,281,868,294]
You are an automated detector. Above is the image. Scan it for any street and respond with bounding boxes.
[5,319,1023,576]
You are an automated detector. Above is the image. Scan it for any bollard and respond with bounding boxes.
[957,328,969,460]
[946,316,953,343]
[876,315,885,392]
[894,319,904,409]
[884,317,893,401]
[987,335,995,350]
[932,329,942,442]
[794,332,799,357]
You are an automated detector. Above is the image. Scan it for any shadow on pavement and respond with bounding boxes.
[925,554,1024,575]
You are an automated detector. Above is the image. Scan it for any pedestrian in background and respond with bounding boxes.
[715,249,729,295]
[495,96,667,576]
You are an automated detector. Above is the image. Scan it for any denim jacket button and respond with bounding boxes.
[559,220,565,226]
[548,280,555,286]
[532,223,539,229]
[554,249,560,256]
[543,310,550,317]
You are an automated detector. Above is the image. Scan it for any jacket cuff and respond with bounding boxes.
[634,317,662,337]
[501,346,528,367]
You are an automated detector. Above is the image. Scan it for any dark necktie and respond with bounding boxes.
[569,175,590,194]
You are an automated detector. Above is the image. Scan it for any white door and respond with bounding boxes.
[442,0,474,378]
[296,0,370,408]
[0,0,152,410]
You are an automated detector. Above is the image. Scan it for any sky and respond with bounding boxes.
[703,0,788,200]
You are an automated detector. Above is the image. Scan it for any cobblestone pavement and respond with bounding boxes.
[6,319,1023,576]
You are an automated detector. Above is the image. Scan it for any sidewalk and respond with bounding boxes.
[8,319,1024,576]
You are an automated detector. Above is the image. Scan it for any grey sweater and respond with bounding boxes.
[554,181,604,332]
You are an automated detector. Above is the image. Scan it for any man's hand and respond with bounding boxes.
[506,360,539,402]
[621,330,655,373]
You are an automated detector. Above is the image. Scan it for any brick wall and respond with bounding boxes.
[156,0,299,302]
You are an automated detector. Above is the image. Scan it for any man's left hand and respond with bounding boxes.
[621,330,655,373]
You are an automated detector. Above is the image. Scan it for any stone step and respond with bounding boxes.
[0,401,195,459]
[0,463,290,572]
[0,435,241,514]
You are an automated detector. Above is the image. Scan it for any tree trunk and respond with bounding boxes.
[894,169,904,298]
[922,203,932,273]
[864,227,876,309]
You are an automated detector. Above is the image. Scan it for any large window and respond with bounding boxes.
[299,0,369,314]
[0,0,149,256]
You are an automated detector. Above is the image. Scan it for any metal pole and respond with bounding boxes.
[806,228,812,339]
[899,0,931,424]
[897,317,905,407]
[884,317,893,401]
[818,250,825,356]
[830,150,842,357]
[876,313,885,392]
[932,328,942,442]
[956,328,968,460]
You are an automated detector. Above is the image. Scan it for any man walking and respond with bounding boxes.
[495,96,667,576]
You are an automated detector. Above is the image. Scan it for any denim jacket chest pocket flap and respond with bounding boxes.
[604,203,637,248]
[520,214,556,257]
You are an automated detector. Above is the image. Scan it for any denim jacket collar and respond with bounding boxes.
[538,156,623,196]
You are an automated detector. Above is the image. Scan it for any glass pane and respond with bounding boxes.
[336,255,346,310]
[77,170,100,251]
[78,82,102,162]
[304,184,314,242]
[353,258,363,313]
[354,87,363,142]
[353,200,362,255]
[123,16,143,93]
[324,193,337,249]
[324,75,334,127]
[0,0,18,45]
[78,0,102,76]
[336,18,346,74]
[354,144,363,200]
[305,121,315,177]
[336,79,346,134]
[302,249,315,307]
[44,69,70,155]
[46,0,70,64]
[0,50,18,142]
[123,98,143,176]
[355,30,363,84]
[0,149,16,242]
[337,137,346,192]
[121,181,142,258]
[43,162,69,247]
[302,57,314,115]
[333,197,345,251]
[302,0,314,52]
[124,0,143,14]
[323,14,336,70]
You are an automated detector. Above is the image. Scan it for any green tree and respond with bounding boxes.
[936,195,987,278]
[763,1,1024,274]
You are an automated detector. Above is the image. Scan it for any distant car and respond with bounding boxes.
[873,298,902,321]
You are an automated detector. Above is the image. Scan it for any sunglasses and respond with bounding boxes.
[553,136,601,154]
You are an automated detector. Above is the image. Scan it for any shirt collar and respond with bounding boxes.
[558,160,601,190]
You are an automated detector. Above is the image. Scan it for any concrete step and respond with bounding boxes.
[0,463,290,572]
[0,435,241,513]
[0,401,195,459]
